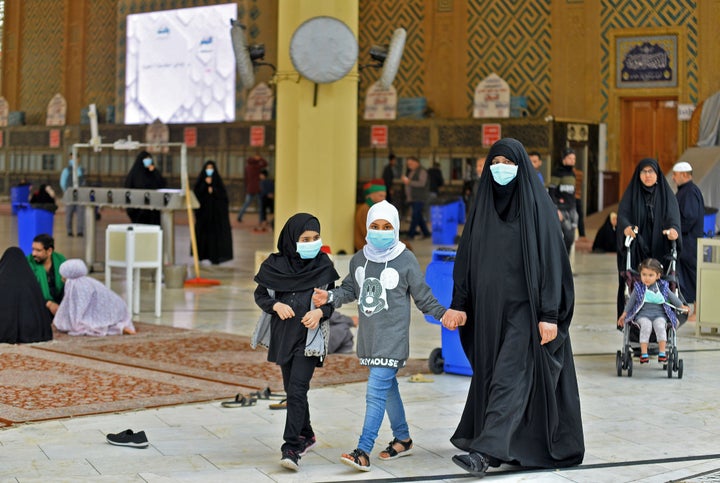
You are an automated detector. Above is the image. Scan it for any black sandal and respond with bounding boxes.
[378,438,413,460]
[340,448,371,472]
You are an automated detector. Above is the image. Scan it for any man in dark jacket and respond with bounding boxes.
[671,161,705,311]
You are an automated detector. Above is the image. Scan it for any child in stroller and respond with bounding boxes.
[616,236,689,378]
[617,258,688,364]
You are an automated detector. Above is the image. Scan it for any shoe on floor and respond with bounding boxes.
[299,435,317,456]
[106,429,149,448]
[452,452,489,477]
[280,449,300,471]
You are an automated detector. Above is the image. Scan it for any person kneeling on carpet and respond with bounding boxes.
[54,259,136,336]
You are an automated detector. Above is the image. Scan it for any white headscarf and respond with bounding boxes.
[363,200,407,263]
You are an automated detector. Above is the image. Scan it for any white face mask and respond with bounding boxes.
[489,164,518,185]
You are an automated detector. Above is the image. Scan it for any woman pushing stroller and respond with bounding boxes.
[617,258,688,364]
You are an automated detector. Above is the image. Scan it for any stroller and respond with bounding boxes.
[616,234,687,379]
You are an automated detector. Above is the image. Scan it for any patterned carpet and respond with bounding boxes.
[1,323,427,427]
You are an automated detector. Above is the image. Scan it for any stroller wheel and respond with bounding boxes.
[616,351,622,377]
[672,347,679,371]
[627,357,633,377]
[428,347,444,375]
[677,359,684,379]
[667,358,673,378]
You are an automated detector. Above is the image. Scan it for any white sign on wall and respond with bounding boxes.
[473,73,510,119]
[244,82,274,121]
[364,81,397,120]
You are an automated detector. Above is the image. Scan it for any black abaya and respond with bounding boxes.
[450,138,584,469]
[616,158,681,316]
[193,161,233,264]
[124,151,167,225]
[0,247,53,343]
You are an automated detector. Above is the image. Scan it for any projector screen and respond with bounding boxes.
[125,3,237,124]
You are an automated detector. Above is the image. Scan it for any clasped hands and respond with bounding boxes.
[272,302,321,330]
[441,309,467,330]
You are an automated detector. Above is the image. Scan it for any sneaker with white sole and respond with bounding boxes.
[280,449,300,471]
[106,429,149,448]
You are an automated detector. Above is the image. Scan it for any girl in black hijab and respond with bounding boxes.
[616,158,681,317]
[193,160,233,264]
[124,151,166,225]
[0,247,53,343]
[254,213,339,471]
[448,138,584,476]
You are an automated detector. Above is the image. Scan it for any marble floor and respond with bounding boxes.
[1,206,720,482]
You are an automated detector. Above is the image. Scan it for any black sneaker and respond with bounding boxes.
[299,435,317,456]
[106,429,149,448]
[452,452,489,477]
[280,449,300,471]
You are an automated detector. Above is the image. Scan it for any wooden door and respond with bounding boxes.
[619,98,678,193]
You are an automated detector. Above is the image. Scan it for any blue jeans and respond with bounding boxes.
[237,193,260,220]
[408,201,430,238]
[357,366,410,453]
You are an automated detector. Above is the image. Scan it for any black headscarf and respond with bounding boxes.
[194,160,228,199]
[0,247,53,344]
[124,151,167,190]
[254,213,339,292]
[454,137,574,336]
[616,158,681,271]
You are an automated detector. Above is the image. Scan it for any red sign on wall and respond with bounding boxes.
[49,129,61,148]
[482,123,501,147]
[0,131,3,148]
[250,125,265,147]
[183,127,197,148]
[371,125,388,148]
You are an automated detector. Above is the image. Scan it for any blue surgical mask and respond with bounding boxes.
[296,239,322,259]
[489,164,518,185]
[205,168,214,177]
[68,159,74,167]
[366,229,395,250]
[143,157,153,168]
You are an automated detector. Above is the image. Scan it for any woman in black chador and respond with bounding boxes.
[447,138,584,476]
[0,247,53,344]
[193,160,233,264]
[124,151,166,225]
[616,158,681,318]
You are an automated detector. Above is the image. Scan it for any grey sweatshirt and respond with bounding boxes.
[330,249,446,368]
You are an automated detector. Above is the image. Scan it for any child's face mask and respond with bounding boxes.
[366,229,395,250]
[643,288,665,305]
[296,239,322,259]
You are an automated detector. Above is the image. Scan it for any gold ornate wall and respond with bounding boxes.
[85,1,117,112]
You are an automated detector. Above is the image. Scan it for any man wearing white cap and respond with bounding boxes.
[671,161,705,313]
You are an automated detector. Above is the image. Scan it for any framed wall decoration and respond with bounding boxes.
[616,34,678,89]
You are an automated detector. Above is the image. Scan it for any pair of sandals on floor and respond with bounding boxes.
[340,437,413,472]
[221,386,287,409]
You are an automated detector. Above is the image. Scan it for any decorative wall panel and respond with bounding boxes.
[20,1,65,125]
[85,1,117,112]
[599,0,698,121]
[467,0,551,117]
[358,1,425,104]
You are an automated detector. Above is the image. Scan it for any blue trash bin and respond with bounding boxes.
[430,198,466,245]
[10,185,31,216]
[424,248,472,376]
[704,207,718,238]
[17,204,55,255]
